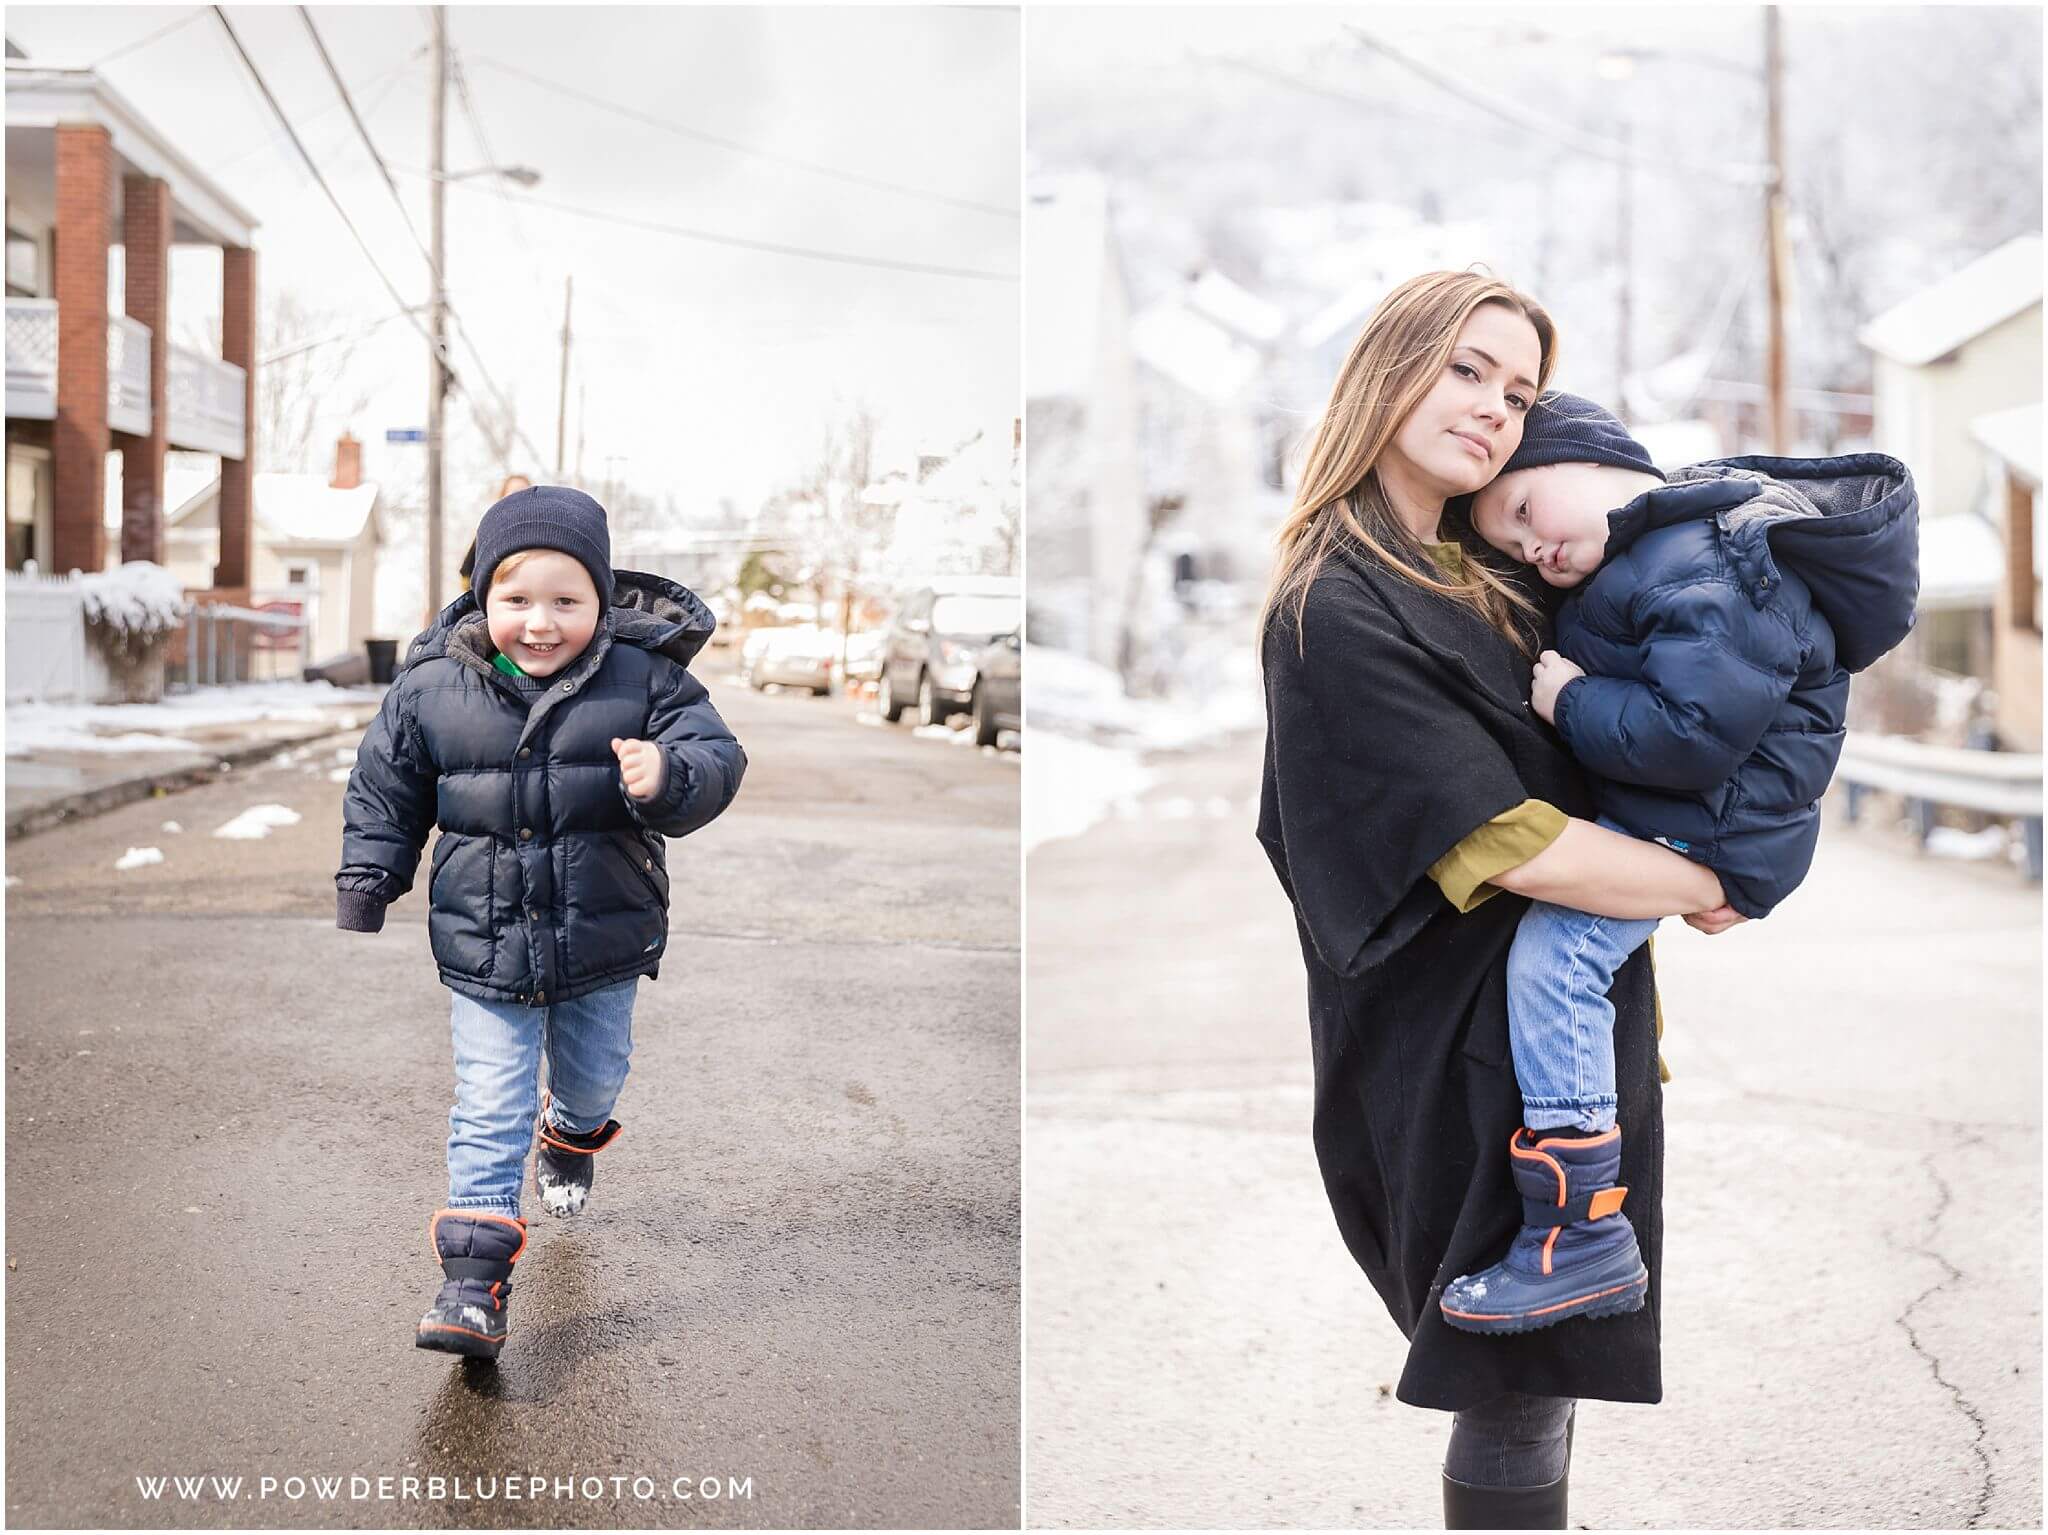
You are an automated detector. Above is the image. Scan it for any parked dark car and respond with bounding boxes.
[970,630,1021,747]
[876,579,1021,729]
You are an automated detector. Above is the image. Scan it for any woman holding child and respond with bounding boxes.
[1256,271,1727,1529]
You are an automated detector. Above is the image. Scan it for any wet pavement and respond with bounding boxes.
[4,656,1020,1529]
[1025,730,2041,1530]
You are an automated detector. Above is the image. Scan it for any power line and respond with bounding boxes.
[87,7,207,69]
[1343,25,1775,188]
[468,53,1019,221]
[205,42,422,177]
[411,170,1019,283]
[294,7,548,472]
[211,8,531,471]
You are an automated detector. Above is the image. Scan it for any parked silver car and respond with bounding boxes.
[739,626,836,695]
[876,580,1022,729]
[970,630,1021,747]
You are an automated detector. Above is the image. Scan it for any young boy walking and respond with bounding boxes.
[335,484,745,1358]
[1438,395,1917,1334]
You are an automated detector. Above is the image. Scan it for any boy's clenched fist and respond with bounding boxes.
[611,737,666,802]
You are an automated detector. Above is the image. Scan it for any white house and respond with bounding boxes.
[105,434,383,664]
[1024,172,1143,671]
[1972,401,2043,749]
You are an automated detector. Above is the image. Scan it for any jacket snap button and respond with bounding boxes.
[533,991,545,1004]
[518,827,533,840]
[561,682,574,692]
[643,857,653,871]
[528,908,539,922]
[518,747,531,759]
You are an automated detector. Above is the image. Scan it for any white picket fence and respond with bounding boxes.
[5,568,108,704]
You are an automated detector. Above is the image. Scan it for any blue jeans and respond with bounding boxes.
[445,979,638,1216]
[1506,891,1658,1134]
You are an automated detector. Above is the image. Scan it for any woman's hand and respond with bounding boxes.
[611,737,666,802]
[1682,903,1749,936]
[1530,650,1586,725]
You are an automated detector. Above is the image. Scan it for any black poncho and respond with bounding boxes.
[1256,542,1665,1410]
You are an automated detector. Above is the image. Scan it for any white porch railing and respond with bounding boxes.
[107,313,151,437]
[167,343,246,459]
[6,296,57,421]
[4,299,245,459]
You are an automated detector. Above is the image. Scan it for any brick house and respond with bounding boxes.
[5,56,259,611]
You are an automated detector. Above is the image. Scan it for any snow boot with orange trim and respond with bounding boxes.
[415,1209,527,1359]
[1439,1124,1647,1335]
[533,1089,621,1218]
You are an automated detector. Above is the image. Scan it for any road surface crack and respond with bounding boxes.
[1892,1133,1994,1529]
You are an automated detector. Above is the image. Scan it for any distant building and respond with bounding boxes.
[1972,401,2042,750]
[1859,235,2042,685]
[5,55,260,600]
[113,435,384,664]
[1024,173,1142,670]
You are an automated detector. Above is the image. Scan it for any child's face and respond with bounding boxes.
[1470,463,1618,588]
[484,551,600,676]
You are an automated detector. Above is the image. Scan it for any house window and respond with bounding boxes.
[5,226,37,297]
[286,565,310,586]
[6,445,52,571]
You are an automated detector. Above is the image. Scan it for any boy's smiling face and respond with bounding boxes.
[1470,462,1620,588]
[484,550,600,676]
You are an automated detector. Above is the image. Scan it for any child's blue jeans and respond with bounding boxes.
[1506,848,1660,1133]
[444,979,638,1216]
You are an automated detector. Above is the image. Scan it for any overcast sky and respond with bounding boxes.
[8,4,1020,516]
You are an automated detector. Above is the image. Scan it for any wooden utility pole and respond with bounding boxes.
[1764,4,1789,452]
[424,5,448,628]
[1617,114,1633,421]
[554,275,572,480]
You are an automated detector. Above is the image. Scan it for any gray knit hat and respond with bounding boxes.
[471,485,615,616]
[1502,392,1662,481]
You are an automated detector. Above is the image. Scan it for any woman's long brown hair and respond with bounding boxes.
[1259,270,1559,660]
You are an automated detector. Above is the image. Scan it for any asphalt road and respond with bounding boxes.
[1025,730,2042,1530]
[4,657,1020,1530]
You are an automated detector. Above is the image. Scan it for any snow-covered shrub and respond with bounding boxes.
[79,561,187,702]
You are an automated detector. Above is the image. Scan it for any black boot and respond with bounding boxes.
[1441,1465,1568,1529]
[415,1209,526,1359]
[533,1089,622,1218]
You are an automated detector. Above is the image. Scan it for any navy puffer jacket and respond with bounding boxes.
[1551,454,1918,918]
[335,569,746,1004]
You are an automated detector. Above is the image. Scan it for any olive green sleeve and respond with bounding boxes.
[1426,799,1570,914]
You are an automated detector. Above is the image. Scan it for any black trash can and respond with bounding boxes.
[365,638,399,685]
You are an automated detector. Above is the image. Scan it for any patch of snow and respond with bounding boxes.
[161,821,182,833]
[212,804,303,840]
[4,875,21,888]
[6,681,382,759]
[2,727,198,757]
[1925,825,2011,862]
[327,767,352,782]
[911,724,960,741]
[114,846,165,871]
[1025,732,1158,854]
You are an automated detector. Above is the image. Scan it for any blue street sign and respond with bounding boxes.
[386,429,426,443]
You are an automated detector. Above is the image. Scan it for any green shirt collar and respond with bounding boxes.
[490,650,527,678]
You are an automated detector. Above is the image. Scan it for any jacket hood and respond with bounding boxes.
[404,567,718,676]
[1601,453,1919,673]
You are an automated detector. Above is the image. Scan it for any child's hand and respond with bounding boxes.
[1529,650,1586,724]
[1683,904,1749,935]
[611,737,666,802]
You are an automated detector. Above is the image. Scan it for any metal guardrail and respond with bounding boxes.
[1837,730,2044,881]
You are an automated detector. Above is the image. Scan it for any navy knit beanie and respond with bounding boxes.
[1502,392,1662,480]
[471,485,615,616]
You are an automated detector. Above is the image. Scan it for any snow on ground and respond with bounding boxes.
[5,680,384,758]
[161,821,182,833]
[212,804,304,840]
[113,847,165,871]
[1925,824,2015,862]
[1025,731,1159,854]
[1026,641,1261,752]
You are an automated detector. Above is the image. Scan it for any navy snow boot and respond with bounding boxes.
[1440,1124,1647,1334]
[533,1089,622,1218]
[415,1209,527,1359]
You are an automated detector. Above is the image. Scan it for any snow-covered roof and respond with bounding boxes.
[1857,235,2044,367]
[1131,300,1261,405]
[1970,401,2043,485]
[103,469,379,547]
[1187,269,1287,346]
[1026,173,1112,401]
[1916,512,2003,612]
